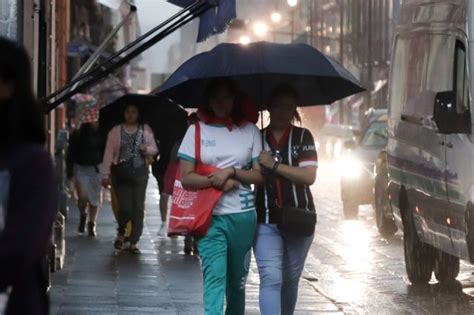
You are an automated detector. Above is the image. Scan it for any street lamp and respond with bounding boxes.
[271,12,282,23]
[253,21,268,38]
[287,0,297,7]
[240,35,251,45]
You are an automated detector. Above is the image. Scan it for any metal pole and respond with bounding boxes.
[46,0,204,103]
[46,2,211,111]
[69,6,137,92]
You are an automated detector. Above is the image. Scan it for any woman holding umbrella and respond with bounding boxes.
[255,84,318,315]
[158,41,363,314]
[177,78,264,314]
[102,103,158,254]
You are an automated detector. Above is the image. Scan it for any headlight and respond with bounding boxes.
[338,155,362,179]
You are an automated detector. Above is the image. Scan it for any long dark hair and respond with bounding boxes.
[202,78,245,123]
[0,37,46,149]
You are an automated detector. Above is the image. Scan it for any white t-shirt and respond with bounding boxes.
[177,122,262,215]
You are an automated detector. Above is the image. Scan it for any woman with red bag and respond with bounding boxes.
[177,79,264,315]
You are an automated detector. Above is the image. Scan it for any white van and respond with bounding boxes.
[386,0,474,285]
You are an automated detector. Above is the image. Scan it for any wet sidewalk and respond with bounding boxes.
[50,181,343,314]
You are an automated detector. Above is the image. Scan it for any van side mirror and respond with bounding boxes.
[433,91,471,134]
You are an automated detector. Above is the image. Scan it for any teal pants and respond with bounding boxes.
[197,211,257,315]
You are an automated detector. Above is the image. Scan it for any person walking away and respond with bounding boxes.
[178,79,264,315]
[255,84,318,315]
[0,36,57,315]
[102,103,158,254]
[67,110,104,236]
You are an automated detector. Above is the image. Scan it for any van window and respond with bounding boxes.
[454,41,469,114]
[389,34,452,120]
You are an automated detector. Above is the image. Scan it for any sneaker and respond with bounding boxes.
[78,214,87,234]
[129,244,141,255]
[88,222,96,237]
[114,236,124,250]
[157,222,167,237]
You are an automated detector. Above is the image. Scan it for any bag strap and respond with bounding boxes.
[194,122,201,164]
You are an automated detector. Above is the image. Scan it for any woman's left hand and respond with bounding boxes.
[209,168,234,188]
[258,151,275,169]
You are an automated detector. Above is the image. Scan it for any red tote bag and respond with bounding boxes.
[168,122,223,236]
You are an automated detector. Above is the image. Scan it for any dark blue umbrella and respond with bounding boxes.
[156,41,364,108]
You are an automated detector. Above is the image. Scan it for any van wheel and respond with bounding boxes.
[374,178,397,237]
[403,204,434,285]
[434,251,460,283]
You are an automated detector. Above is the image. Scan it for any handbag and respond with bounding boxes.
[111,125,148,181]
[168,122,223,236]
[277,206,316,237]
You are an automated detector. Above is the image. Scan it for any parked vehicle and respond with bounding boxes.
[386,0,474,285]
[339,114,388,218]
[317,124,360,160]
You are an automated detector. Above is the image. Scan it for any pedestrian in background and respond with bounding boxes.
[151,140,171,237]
[178,79,264,314]
[0,37,57,315]
[67,108,104,236]
[255,84,318,315]
[102,103,158,254]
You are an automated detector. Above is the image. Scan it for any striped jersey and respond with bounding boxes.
[256,126,318,224]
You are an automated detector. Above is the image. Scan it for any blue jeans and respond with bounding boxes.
[253,224,314,315]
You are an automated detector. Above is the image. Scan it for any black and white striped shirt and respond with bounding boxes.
[256,126,318,224]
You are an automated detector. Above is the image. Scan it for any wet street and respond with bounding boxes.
[49,161,474,315]
[305,160,474,314]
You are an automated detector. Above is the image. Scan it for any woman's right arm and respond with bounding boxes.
[179,160,213,190]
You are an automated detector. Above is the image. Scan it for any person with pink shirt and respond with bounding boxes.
[102,103,158,254]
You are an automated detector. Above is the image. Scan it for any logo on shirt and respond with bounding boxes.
[292,145,300,159]
[201,139,216,147]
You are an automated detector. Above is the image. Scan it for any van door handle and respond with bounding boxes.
[446,142,453,148]
[439,141,445,146]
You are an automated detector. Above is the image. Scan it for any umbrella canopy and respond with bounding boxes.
[156,41,364,108]
[99,94,189,144]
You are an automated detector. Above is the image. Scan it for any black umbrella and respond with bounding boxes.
[99,94,189,146]
[156,41,364,108]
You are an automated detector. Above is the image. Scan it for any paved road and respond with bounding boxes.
[50,160,474,314]
[303,160,474,314]
[50,178,341,315]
